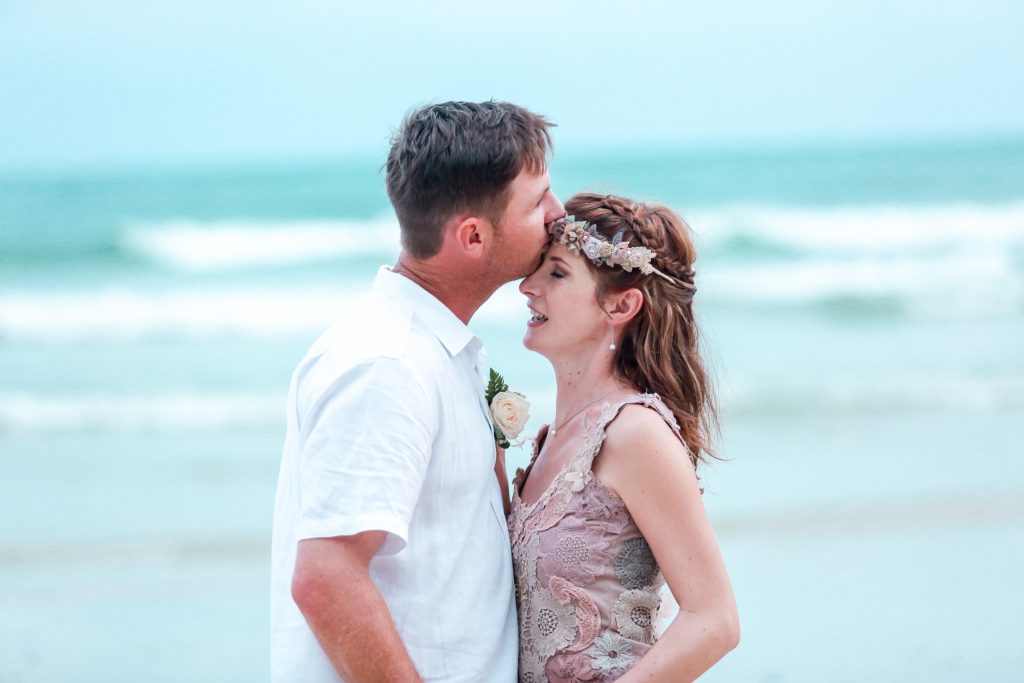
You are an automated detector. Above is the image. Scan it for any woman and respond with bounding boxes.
[509,193,739,682]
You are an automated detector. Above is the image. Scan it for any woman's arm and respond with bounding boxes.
[592,405,740,682]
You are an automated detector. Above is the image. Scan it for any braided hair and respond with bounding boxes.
[564,193,719,466]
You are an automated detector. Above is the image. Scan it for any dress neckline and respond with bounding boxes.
[513,424,565,513]
[512,392,650,514]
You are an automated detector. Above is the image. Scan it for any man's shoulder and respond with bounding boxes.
[291,290,450,411]
[296,292,407,383]
[307,289,409,356]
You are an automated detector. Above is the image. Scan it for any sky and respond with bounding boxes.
[1,0,1022,171]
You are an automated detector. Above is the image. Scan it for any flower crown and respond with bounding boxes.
[549,216,674,282]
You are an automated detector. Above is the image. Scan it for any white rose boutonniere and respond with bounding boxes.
[485,369,530,449]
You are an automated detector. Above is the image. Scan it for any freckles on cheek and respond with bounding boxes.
[568,294,598,320]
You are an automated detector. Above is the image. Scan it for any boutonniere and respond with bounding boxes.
[485,369,530,449]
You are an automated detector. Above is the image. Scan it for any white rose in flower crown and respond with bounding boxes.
[490,391,530,440]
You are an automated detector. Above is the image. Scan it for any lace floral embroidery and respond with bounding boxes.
[536,454,596,525]
[588,629,638,676]
[537,516,613,588]
[510,406,613,545]
[513,534,541,604]
[612,589,661,644]
[563,469,592,495]
[577,481,631,536]
[549,576,602,654]
[545,652,597,683]
[512,467,528,498]
[613,537,659,589]
[523,585,577,662]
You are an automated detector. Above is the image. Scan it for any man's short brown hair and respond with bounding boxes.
[385,101,554,259]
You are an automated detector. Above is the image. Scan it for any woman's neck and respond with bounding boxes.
[549,351,632,428]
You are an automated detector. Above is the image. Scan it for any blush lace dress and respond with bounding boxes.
[508,394,690,683]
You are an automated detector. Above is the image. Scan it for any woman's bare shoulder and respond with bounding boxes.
[603,403,685,455]
[597,403,693,486]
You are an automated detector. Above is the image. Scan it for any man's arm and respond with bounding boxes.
[494,445,511,516]
[291,531,422,683]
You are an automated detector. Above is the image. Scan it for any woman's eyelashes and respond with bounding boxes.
[550,268,566,279]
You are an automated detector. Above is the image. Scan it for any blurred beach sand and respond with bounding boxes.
[2,410,1021,681]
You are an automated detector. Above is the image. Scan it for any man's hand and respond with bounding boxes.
[291,532,422,683]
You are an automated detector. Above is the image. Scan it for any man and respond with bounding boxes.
[270,101,564,682]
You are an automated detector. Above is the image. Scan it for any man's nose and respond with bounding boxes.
[546,194,565,222]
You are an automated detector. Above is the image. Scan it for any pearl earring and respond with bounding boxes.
[609,342,616,351]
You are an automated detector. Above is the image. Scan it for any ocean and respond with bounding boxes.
[1,138,1022,681]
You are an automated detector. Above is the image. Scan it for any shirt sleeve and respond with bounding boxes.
[295,355,435,556]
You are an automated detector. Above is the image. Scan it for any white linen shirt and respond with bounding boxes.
[270,266,516,683]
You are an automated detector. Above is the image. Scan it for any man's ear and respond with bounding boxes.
[605,288,644,326]
[450,214,493,258]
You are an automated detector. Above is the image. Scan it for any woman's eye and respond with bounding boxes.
[550,270,566,279]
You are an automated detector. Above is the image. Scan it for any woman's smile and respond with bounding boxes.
[527,303,548,327]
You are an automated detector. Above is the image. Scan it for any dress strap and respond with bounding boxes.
[580,393,687,471]
[511,394,692,544]
[512,423,550,498]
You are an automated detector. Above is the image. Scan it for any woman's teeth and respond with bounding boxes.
[530,313,548,323]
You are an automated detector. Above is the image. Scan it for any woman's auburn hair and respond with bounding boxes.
[564,192,720,467]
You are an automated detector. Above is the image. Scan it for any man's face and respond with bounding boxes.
[489,169,564,282]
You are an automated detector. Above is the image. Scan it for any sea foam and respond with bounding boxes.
[0,391,284,435]
[1,253,1019,345]
[2,202,1021,344]
[4,373,1022,435]
[0,285,376,343]
[701,252,1023,317]
[690,201,1024,255]
[123,217,400,270]
[118,202,1024,271]
[721,374,1024,415]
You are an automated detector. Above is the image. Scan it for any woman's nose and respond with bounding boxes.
[519,272,538,296]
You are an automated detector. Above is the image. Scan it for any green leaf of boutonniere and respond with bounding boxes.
[485,368,509,404]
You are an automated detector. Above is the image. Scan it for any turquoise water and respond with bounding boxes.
[1,139,1023,681]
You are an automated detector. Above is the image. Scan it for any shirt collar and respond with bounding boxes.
[374,265,477,358]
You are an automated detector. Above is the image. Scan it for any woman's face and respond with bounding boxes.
[518,244,610,357]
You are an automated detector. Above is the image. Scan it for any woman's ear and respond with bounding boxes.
[605,288,644,325]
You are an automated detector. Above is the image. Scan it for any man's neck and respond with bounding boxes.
[393,253,497,326]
